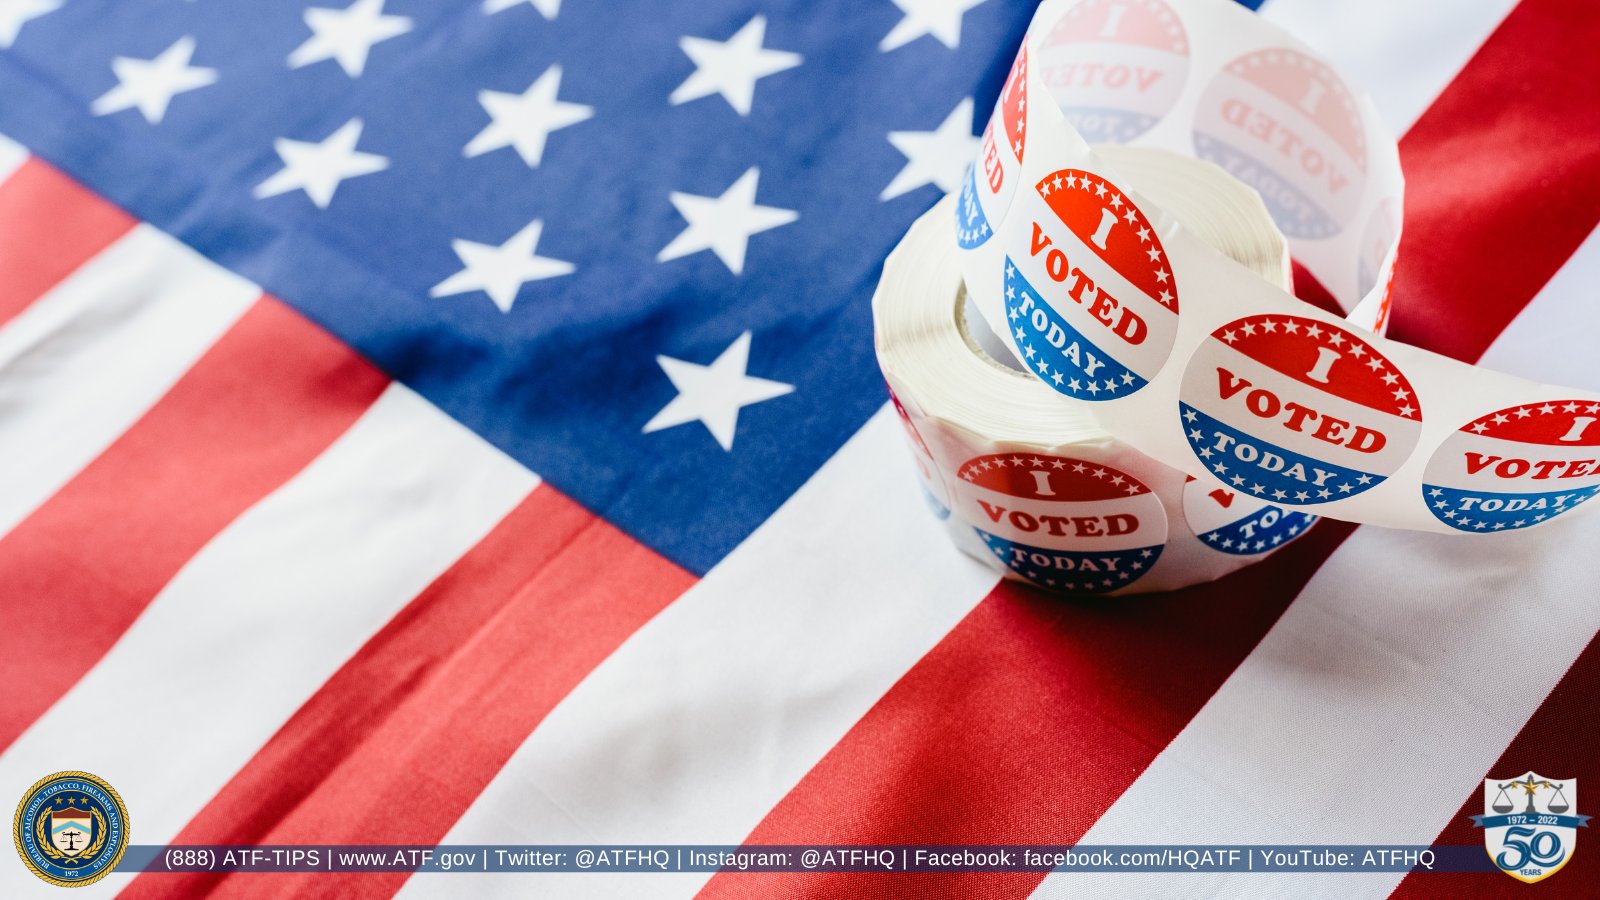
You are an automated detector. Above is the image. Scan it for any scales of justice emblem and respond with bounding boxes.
[12,770,130,886]
[1471,772,1589,884]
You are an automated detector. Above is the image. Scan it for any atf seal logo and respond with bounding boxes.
[955,452,1166,593]
[1010,168,1177,399]
[1182,477,1317,555]
[1472,772,1588,884]
[1193,48,1367,239]
[1422,400,1600,532]
[13,771,130,887]
[957,43,1028,249]
[1178,314,1422,505]
[1037,0,1191,144]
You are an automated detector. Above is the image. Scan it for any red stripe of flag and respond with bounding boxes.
[700,0,1600,895]
[1389,0,1600,361]
[121,486,696,899]
[0,297,388,751]
[0,157,135,327]
[697,525,1354,900]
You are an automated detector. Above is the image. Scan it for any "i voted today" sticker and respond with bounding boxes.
[956,43,1029,249]
[1005,167,1178,399]
[1192,48,1367,240]
[1182,476,1318,555]
[1036,0,1191,144]
[1178,313,1422,506]
[1422,400,1600,532]
[955,452,1166,593]
[888,390,951,520]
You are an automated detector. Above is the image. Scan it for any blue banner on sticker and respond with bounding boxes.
[1182,404,1382,503]
[975,530,1161,593]
[1423,483,1600,533]
[1196,506,1318,555]
[1005,259,1146,400]
[956,167,995,249]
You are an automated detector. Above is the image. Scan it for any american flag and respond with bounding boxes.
[0,0,1596,896]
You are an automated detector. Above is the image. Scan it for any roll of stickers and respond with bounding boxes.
[947,0,1600,536]
[877,146,1320,594]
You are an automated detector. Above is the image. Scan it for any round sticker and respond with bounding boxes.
[1422,400,1600,532]
[889,390,950,519]
[1037,0,1191,144]
[955,452,1167,592]
[1178,314,1422,505]
[1007,169,1178,399]
[1192,48,1367,239]
[1182,476,1318,555]
[956,44,1029,249]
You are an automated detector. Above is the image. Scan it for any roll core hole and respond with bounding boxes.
[955,284,1032,378]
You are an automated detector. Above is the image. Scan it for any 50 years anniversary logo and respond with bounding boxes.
[1473,772,1589,885]
[13,771,129,887]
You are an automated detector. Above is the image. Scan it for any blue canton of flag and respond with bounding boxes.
[0,0,1048,574]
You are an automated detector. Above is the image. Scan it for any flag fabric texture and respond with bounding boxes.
[0,0,1597,897]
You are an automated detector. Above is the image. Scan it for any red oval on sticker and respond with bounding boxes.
[1036,169,1175,311]
[1214,314,1416,418]
[1002,44,1029,162]
[1224,48,1366,173]
[958,453,1154,501]
[1458,400,1600,447]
